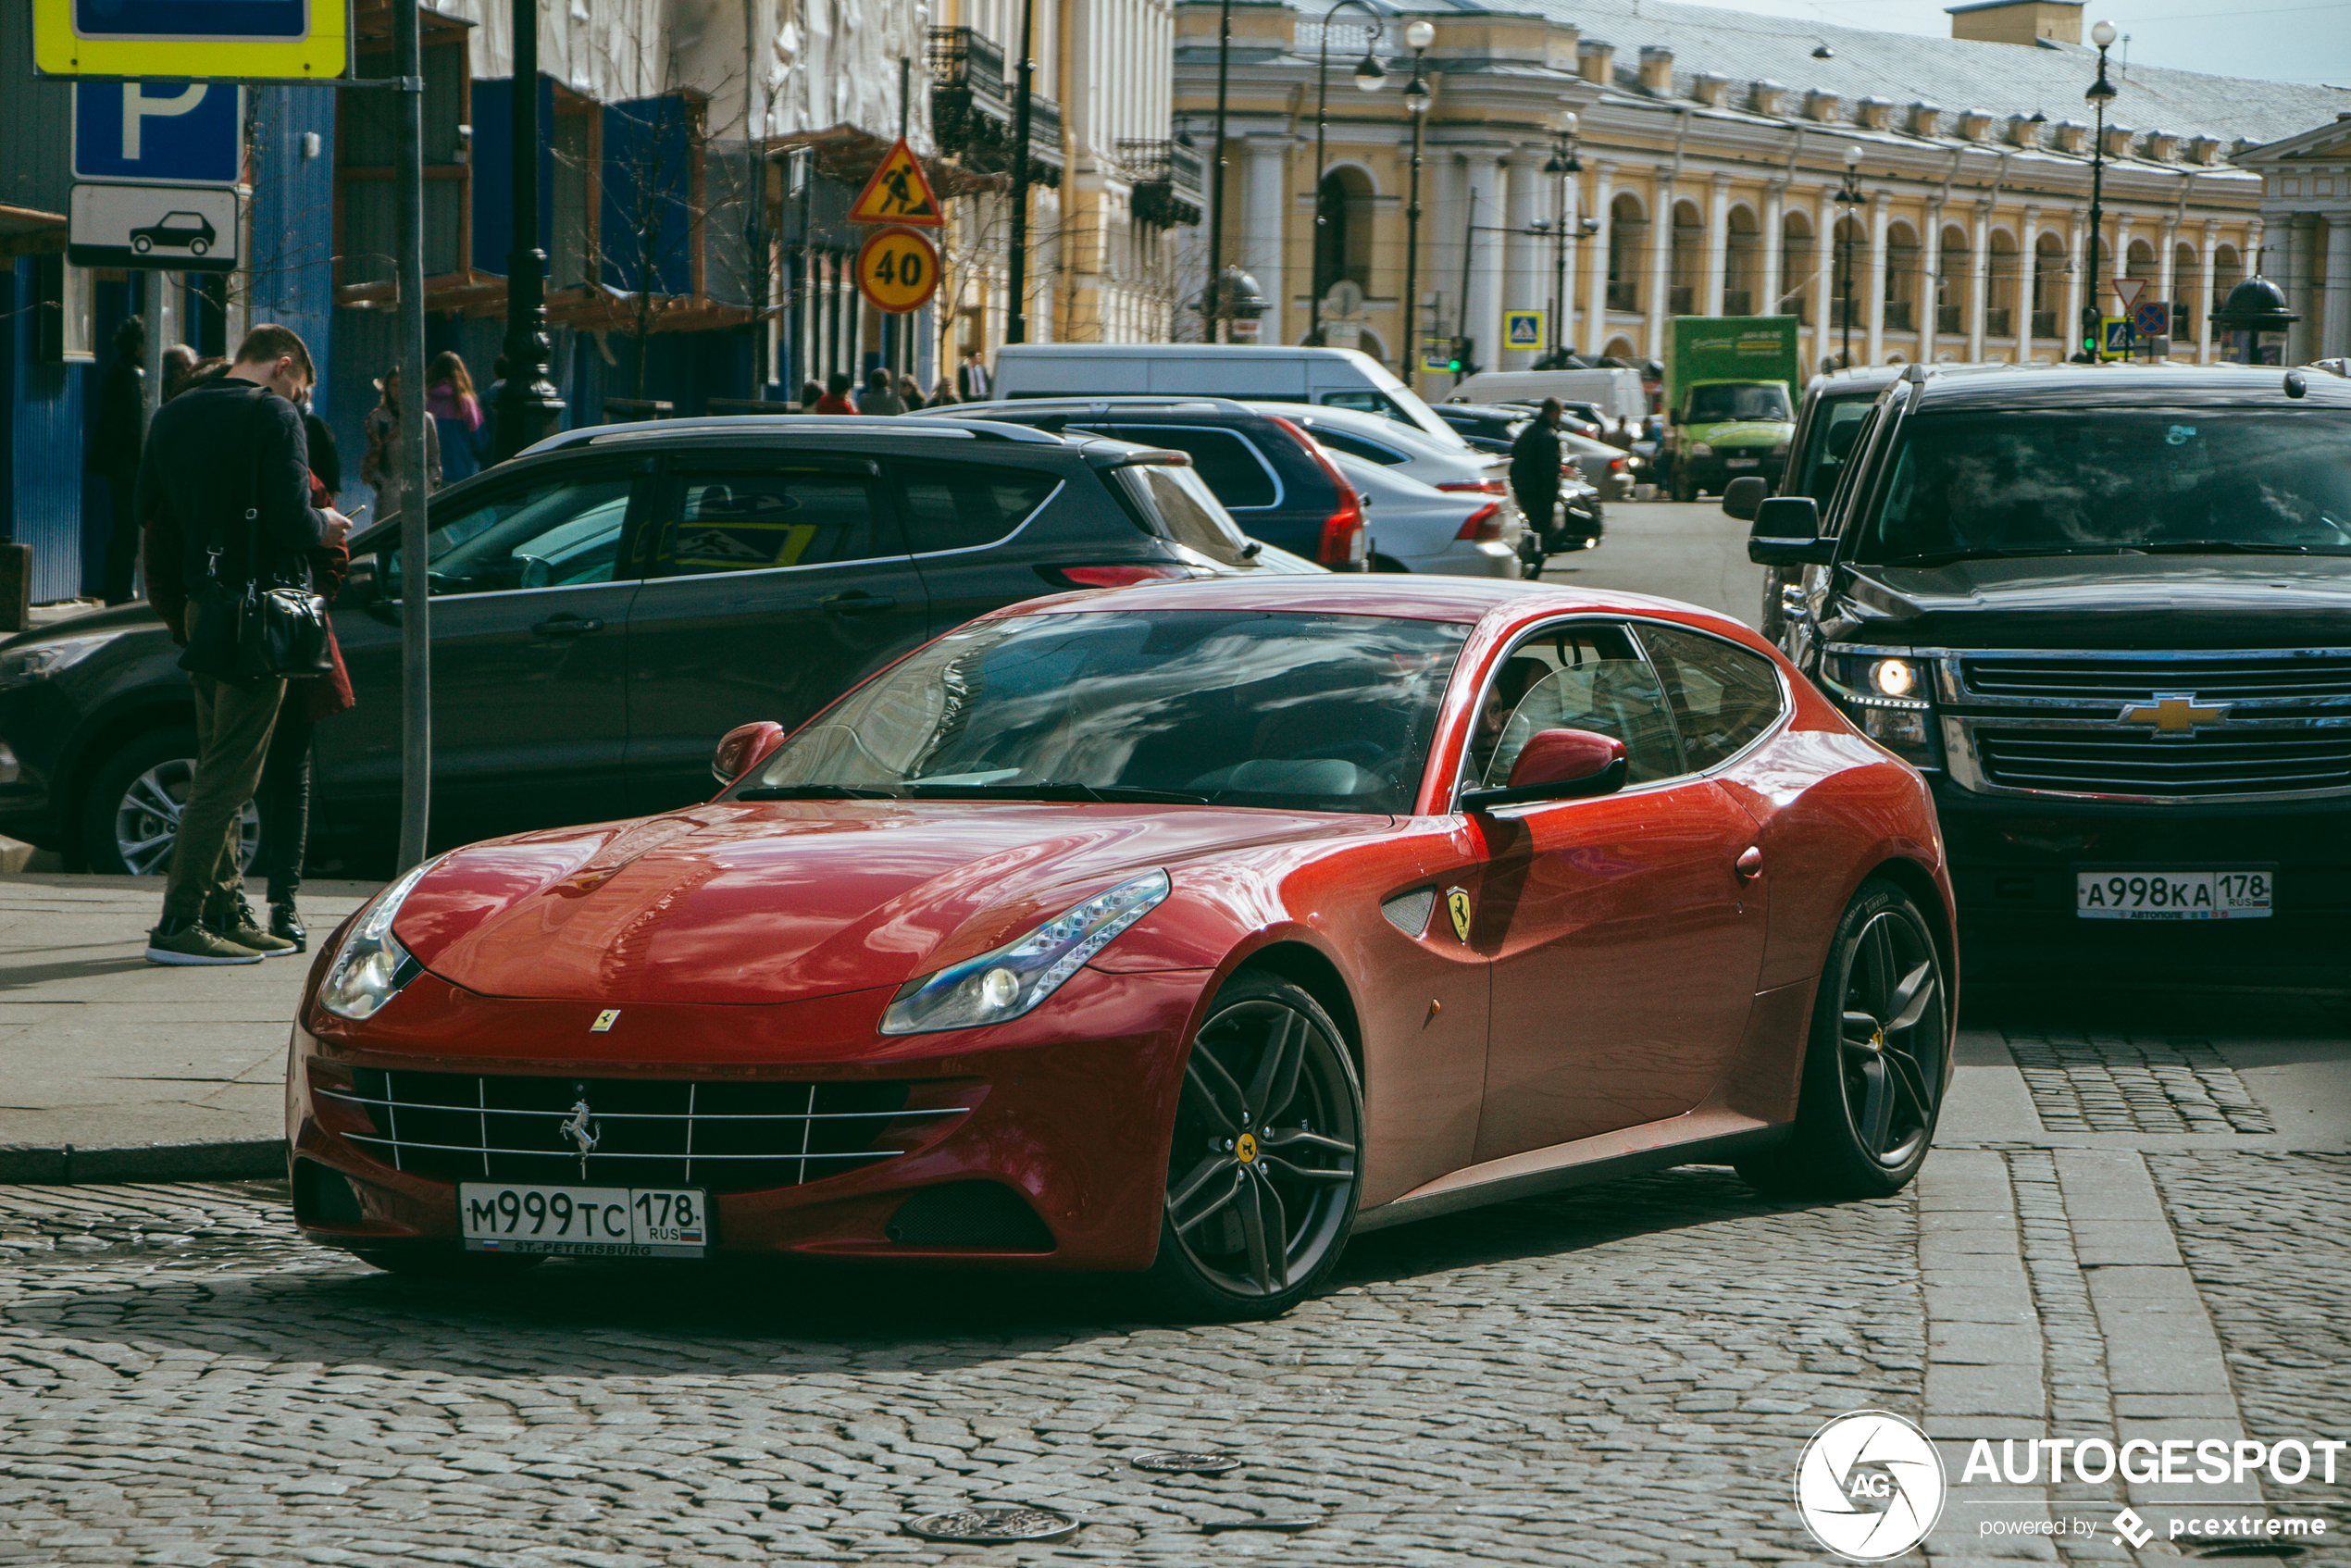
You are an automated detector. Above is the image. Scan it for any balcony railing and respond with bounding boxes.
[1721,289,1752,317]
[928,26,1063,187]
[1779,294,1810,325]
[1985,307,2013,338]
[1117,138,1204,228]
[927,25,1004,97]
[2031,310,2057,340]
[1883,301,1914,331]
[1667,284,1695,316]
[1937,305,1963,335]
[1606,280,1639,313]
[1830,298,1860,329]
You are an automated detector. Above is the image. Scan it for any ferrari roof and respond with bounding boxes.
[1006,573,1743,629]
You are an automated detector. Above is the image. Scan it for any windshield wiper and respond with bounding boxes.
[905,781,1213,805]
[2133,540,2335,555]
[1876,545,2146,567]
[735,784,901,801]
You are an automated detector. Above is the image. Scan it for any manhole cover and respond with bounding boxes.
[1133,1450,1244,1475]
[905,1505,1078,1543]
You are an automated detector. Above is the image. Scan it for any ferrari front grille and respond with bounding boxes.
[324,1071,967,1193]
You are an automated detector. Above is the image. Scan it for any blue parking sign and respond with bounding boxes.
[74,82,243,186]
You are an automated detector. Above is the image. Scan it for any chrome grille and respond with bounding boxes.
[1972,726,2351,798]
[325,1071,964,1193]
[1960,653,2351,706]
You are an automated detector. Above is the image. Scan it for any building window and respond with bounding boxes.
[337,31,472,292]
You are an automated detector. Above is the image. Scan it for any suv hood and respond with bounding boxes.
[1830,554,2351,649]
[392,801,1367,1003]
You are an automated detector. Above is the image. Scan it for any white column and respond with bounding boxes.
[1585,162,1614,356]
[1920,202,1943,353]
[1865,192,1888,366]
[2021,204,2042,352]
[1967,200,1990,365]
[2064,212,2086,354]
[2326,215,2351,359]
[2197,220,2219,363]
[1704,172,1730,317]
[1646,173,1675,361]
[1813,186,1837,372]
[1461,148,1504,372]
[1503,149,1542,367]
[1242,134,1288,343]
[1760,181,1785,321]
[2157,219,2180,355]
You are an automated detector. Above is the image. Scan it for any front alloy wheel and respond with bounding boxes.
[1147,974,1362,1319]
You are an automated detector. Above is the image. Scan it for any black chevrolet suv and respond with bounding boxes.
[1749,364,2351,981]
[0,417,1258,874]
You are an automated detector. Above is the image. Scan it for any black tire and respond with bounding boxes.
[1737,879,1950,1199]
[80,727,259,878]
[1142,973,1363,1321]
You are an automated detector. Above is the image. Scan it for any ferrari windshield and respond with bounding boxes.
[734,609,1471,815]
[1849,409,2351,564]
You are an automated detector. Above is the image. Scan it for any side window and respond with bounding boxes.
[892,462,1061,554]
[1315,389,1413,424]
[1821,404,1888,539]
[1109,463,1253,566]
[1639,626,1785,771]
[1311,429,1409,466]
[381,471,636,596]
[1471,622,1685,790]
[1103,426,1279,508]
[646,463,892,578]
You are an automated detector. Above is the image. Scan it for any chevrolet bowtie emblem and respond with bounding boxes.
[2119,693,2228,734]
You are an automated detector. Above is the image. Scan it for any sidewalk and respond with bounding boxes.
[0,872,380,1181]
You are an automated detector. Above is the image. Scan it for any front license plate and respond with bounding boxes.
[1725,457,1760,468]
[459,1183,708,1258]
[2075,867,2273,921]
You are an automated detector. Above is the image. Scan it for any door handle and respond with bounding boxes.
[532,615,604,637]
[1735,846,1764,879]
[820,592,897,616]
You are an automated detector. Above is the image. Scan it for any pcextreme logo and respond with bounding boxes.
[1794,1410,1947,1562]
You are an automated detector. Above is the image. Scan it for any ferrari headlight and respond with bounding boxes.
[0,630,128,690]
[318,856,440,1020]
[880,870,1171,1036]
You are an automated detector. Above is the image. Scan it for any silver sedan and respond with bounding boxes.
[1321,449,1524,579]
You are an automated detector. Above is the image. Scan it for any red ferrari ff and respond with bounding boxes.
[286,576,1953,1318]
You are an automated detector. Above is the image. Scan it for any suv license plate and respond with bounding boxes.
[2075,868,2272,921]
[459,1182,708,1258]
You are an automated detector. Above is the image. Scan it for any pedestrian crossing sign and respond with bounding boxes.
[847,139,944,227]
[1503,310,1544,349]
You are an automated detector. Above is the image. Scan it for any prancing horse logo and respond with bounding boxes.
[560,1098,600,1176]
[1445,886,1474,943]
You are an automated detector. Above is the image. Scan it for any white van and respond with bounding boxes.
[1447,367,1647,426]
[992,343,1470,449]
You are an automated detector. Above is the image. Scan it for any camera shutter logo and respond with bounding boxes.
[1794,1410,1947,1562]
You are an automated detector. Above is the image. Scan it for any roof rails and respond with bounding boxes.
[515,414,1066,459]
[927,395,1255,417]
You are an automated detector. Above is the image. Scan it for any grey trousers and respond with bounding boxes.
[161,604,287,925]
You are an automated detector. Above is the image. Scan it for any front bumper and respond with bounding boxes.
[287,964,1211,1270]
[1676,451,1785,495]
[1392,540,1523,578]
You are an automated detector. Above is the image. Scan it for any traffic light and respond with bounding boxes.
[1449,337,1478,376]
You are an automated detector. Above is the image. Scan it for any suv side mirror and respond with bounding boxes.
[711,720,787,785]
[1722,476,1768,521]
[1748,495,1834,566]
[1461,728,1629,812]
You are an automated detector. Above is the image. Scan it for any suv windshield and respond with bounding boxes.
[1109,462,1256,566]
[733,609,1470,815]
[1686,384,1792,422]
[1849,409,2351,565]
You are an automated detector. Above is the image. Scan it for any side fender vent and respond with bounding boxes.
[885,1182,1056,1252]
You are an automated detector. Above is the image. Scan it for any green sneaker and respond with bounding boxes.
[145,916,265,966]
[209,893,300,958]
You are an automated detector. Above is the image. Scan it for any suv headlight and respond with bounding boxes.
[0,630,128,691]
[1822,652,1936,766]
[880,870,1171,1036]
[318,856,442,1020]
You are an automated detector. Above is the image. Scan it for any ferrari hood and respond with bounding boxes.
[392,802,1352,1004]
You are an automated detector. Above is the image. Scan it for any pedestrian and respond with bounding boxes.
[85,316,147,604]
[161,342,201,400]
[860,367,906,416]
[798,378,823,410]
[426,350,487,481]
[135,323,353,965]
[1509,397,1567,548]
[926,380,959,408]
[956,348,991,401]
[813,371,857,415]
[899,372,924,409]
[483,354,510,456]
[359,367,442,521]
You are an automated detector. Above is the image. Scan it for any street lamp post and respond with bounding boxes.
[2080,19,2118,363]
[1833,143,1864,371]
[1201,0,1237,341]
[1308,1,1387,347]
[494,0,566,460]
[1399,20,1434,380]
[1540,111,1584,366]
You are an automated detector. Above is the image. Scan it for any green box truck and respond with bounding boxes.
[1662,316,1801,502]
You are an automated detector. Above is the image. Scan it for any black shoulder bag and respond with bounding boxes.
[178,389,335,686]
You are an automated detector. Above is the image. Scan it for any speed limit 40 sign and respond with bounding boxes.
[855,227,941,315]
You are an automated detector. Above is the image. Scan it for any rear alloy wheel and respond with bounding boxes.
[1146,974,1362,1320]
[1737,879,1948,1199]
[81,728,260,877]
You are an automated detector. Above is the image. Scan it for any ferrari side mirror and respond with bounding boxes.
[712,720,787,786]
[1722,476,1768,522]
[1461,728,1629,812]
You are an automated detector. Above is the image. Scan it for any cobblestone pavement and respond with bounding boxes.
[2003,1034,2275,1136]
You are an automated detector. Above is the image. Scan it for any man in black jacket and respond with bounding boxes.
[1509,397,1567,549]
[136,324,353,965]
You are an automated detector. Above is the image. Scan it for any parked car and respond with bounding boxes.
[1447,367,1648,428]
[1431,402,1598,454]
[990,343,1467,446]
[0,417,1269,875]
[918,396,1368,570]
[1751,362,2351,983]
[286,574,1956,1319]
[1323,449,1523,579]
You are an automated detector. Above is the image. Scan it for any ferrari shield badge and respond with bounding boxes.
[591,1009,620,1033]
[1445,887,1474,943]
